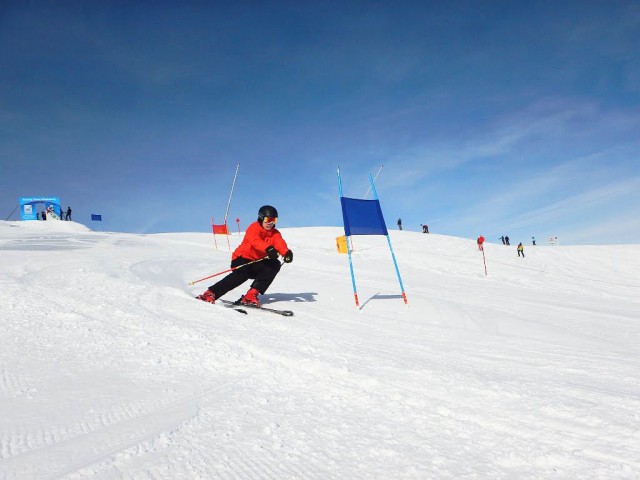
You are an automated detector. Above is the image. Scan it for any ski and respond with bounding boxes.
[195,296,247,314]
[219,299,294,317]
[221,303,248,315]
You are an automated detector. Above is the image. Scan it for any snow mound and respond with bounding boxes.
[0,219,92,233]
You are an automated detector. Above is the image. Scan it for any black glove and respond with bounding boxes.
[283,250,293,263]
[266,246,279,260]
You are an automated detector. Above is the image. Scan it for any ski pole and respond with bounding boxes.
[188,256,268,285]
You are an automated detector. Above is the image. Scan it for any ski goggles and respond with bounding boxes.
[262,216,277,224]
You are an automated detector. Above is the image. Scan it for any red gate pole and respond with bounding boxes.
[481,246,487,276]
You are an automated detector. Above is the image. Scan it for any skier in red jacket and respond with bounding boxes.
[197,205,293,307]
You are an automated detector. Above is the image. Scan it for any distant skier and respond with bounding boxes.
[532,236,536,246]
[477,235,485,251]
[500,235,505,245]
[197,205,293,307]
[505,236,510,246]
[517,242,525,258]
[421,224,429,234]
[397,218,402,231]
[66,207,72,221]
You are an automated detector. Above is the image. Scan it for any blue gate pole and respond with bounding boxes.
[369,174,408,305]
[337,167,360,308]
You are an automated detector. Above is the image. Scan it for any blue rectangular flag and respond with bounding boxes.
[91,214,102,221]
[340,197,388,236]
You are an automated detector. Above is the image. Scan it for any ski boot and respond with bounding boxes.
[197,290,216,304]
[239,288,261,307]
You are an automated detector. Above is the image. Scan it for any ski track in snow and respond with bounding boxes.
[1,221,639,479]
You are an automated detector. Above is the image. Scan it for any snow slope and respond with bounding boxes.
[1,220,639,479]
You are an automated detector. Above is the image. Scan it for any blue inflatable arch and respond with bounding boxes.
[20,197,63,220]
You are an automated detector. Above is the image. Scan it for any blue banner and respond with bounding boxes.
[20,197,60,221]
[340,197,388,236]
[91,214,102,221]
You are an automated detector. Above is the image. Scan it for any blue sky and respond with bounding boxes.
[1,1,639,245]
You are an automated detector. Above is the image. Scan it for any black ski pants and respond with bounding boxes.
[209,257,281,299]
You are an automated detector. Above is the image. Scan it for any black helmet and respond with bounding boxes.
[258,205,278,224]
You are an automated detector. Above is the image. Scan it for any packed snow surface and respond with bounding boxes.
[1,220,639,479]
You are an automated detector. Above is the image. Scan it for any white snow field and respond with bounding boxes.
[1,219,639,479]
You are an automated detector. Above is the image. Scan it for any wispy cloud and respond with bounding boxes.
[506,175,640,228]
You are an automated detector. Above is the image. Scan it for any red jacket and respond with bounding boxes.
[232,221,289,261]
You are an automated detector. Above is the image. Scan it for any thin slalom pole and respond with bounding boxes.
[225,224,231,251]
[337,166,360,307]
[481,246,487,275]
[369,173,408,305]
[356,164,383,253]
[211,217,218,250]
[363,164,383,199]
[5,204,19,221]
[223,163,240,224]
[188,257,268,285]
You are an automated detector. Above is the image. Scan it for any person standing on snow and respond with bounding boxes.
[397,218,402,230]
[517,242,525,258]
[197,205,293,307]
[477,235,485,251]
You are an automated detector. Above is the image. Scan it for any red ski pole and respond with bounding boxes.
[188,256,268,285]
